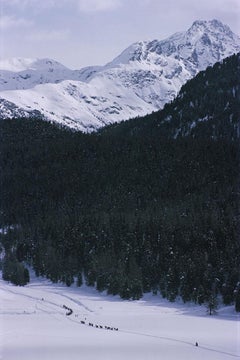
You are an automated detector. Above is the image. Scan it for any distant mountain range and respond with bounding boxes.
[0,19,240,131]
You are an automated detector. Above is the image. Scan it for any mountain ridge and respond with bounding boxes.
[0,19,240,131]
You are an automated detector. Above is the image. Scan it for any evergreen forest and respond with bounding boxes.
[0,53,240,310]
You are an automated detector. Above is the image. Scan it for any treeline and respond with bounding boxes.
[0,54,239,310]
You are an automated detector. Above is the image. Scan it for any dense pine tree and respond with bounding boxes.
[0,53,239,305]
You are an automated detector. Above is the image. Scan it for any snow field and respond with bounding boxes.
[0,275,239,360]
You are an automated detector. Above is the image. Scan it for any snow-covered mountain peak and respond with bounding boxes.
[105,41,148,67]
[189,19,233,35]
[25,58,69,71]
[0,57,69,72]
[106,19,240,71]
[0,58,38,72]
[0,19,239,131]
[0,57,80,91]
[184,19,238,44]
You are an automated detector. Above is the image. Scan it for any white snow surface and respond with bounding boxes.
[0,273,239,360]
[0,19,240,131]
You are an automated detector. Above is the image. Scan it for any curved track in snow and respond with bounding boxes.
[1,277,239,360]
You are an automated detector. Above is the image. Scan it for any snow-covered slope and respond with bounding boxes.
[0,58,102,91]
[0,19,240,131]
[0,274,239,360]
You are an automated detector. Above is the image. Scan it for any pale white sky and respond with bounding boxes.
[0,0,239,69]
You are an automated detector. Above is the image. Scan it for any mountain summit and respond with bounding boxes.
[109,19,239,68]
[0,19,239,131]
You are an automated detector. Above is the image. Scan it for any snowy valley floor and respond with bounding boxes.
[0,274,239,360]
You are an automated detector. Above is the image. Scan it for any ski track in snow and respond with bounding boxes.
[0,286,63,312]
[48,290,94,313]
[0,283,94,326]
[1,276,239,360]
[119,329,240,358]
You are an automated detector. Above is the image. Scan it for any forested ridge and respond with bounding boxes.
[0,53,240,310]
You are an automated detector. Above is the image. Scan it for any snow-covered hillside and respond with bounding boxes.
[0,19,240,131]
[0,274,239,360]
